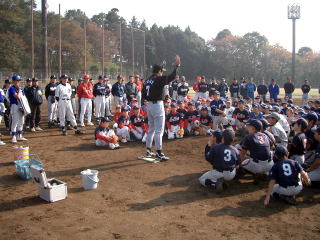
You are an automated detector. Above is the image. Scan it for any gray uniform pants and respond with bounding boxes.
[71,98,76,117]
[47,96,57,122]
[146,101,165,151]
[105,96,112,116]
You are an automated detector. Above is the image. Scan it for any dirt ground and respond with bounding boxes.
[0,102,320,240]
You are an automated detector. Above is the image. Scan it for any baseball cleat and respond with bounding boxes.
[146,149,156,158]
[12,136,17,143]
[0,140,6,146]
[215,178,224,193]
[80,123,85,127]
[87,122,94,126]
[31,127,36,132]
[18,136,28,141]
[62,131,67,136]
[35,127,43,131]
[67,125,73,130]
[75,130,84,135]
[156,152,170,162]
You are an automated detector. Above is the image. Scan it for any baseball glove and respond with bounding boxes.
[177,128,184,136]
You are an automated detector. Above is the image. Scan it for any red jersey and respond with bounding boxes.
[77,82,93,99]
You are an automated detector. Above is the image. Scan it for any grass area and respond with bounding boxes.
[188,88,319,99]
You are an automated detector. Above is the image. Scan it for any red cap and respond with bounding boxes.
[83,74,90,79]
[134,74,140,78]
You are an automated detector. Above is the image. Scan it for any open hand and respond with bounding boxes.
[175,55,181,66]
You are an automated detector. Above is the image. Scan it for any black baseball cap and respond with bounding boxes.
[4,79,10,84]
[32,77,38,82]
[26,78,32,82]
[246,119,262,131]
[100,117,111,123]
[274,145,288,158]
[152,65,164,73]
[303,112,318,122]
[292,118,308,130]
[208,129,223,143]
[260,118,270,130]
[60,74,68,79]
[50,75,57,79]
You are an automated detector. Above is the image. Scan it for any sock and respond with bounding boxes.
[205,179,215,186]
[156,150,162,155]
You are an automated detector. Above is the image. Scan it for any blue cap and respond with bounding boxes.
[271,106,281,112]
[133,106,140,110]
[238,99,245,104]
[177,100,183,105]
[170,103,177,108]
[303,112,318,122]
[213,90,220,95]
[188,101,195,106]
[246,119,262,131]
[100,117,111,123]
[293,118,308,130]
[252,103,260,108]
[303,106,310,111]
[275,145,288,158]
[78,78,83,83]
[208,129,223,143]
[12,75,21,81]
[121,106,130,112]
[123,98,128,102]
[60,74,68,79]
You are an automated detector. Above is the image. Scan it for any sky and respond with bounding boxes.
[36,0,320,52]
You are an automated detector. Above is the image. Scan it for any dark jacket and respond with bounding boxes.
[301,84,311,94]
[25,86,43,105]
[284,82,295,94]
[257,84,268,95]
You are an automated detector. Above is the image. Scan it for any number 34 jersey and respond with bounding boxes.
[206,144,240,171]
[269,159,302,188]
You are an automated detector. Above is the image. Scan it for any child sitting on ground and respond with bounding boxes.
[94,117,119,149]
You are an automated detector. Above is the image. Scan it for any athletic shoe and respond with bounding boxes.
[35,127,43,131]
[146,149,156,158]
[48,122,52,128]
[87,122,94,126]
[121,138,127,143]
[12,136,17,143]
[75,129,84,135]
[156,152,170,162]
[31,127,36,132]
[114,143,120,149]
[62,130,67,136]
[215,178,224,193]
[67,125,73,130]
[80,123,85,127]
[0,140,6,146]
[17,135,28,141]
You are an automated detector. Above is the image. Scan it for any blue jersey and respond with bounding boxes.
[166,112,183,126]
[184,110,200,123]
[241,132,271,161]
[130,115,144,127]
[93,83,106,96]
[246,82,256,93]
[9,86,24,105]
[249,111,264,120]
[200,114,212,126]
[205,144,240,171]
[269,159,302,188]
[177,108,187,119]
[210,99,225,116]
[111,82,125,97]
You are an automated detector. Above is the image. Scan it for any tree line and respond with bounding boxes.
[1,0,319,87]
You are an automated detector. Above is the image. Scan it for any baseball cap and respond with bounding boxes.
[315,100,320,104]
[152,65,165,73]
[213,90,220,95]
[12,75,21,81]
[260,118,270,130]
[32,77,38,82]
[115,105,121,109]
[303,112,318,122]
[134,74,140,78]
[50,75,57,79]
[26,78,32,82]
[252,103,260,108]
[274,145,288,158]
[100,117,111,123]
[238,99,245,104]
[131,98,138,102]
[188,101,195,106]
[4,79,10,84]
[177,100,183,105]
[170,103,177,108]
[292,118,308,130]
[60,74,68,79]
[271,106,281,112]
[246,119,262,131]
[265,112,280,121]
[98,75,104,80]
[133,106,140,110]
[303,106,311,111]
[201,107,208,111]
[121,106,130,112]
[123,98,128,102]
[208,129,223,143]
[78,78,83,83]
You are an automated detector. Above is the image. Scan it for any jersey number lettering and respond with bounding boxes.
[146,85,151,97]
[224,149,231,162]
[282,163,292,176]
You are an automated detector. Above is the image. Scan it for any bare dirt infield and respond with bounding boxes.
[0,102,320,240]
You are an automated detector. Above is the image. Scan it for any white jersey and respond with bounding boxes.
[55,83,72,99]
[226,106,235,120]
[278,114,290,133]
[270,122,288,147]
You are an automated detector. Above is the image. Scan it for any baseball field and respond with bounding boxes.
[0,99,319,240]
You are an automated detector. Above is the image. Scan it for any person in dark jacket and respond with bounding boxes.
[229,78,240,99]
[301,79,311,106]
[25,78,43,132]
[257,80,268,102]
[240,79,247,99]
[124,75,138,103]
[268,79,280,102]
[45,75,58,127]
[111,75,125,106]
[283,76,295,99]
[24,78,33,129]
[209,77,219,97]
[217,78,228,98]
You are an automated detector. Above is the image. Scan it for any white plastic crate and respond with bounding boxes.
[30,165,68,203]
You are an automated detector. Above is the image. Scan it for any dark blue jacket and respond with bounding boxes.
[111,82,125,97]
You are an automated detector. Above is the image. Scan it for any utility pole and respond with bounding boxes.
[84,16,87,74]
[288,4,301,83]
[31,0,34,77]
[102,19,105,76]
[131,27,134,74]
[119,22,122,75]
[58,3,62,76]
[41,0,49,81]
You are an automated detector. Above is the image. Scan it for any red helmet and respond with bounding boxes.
[83,74,90,79]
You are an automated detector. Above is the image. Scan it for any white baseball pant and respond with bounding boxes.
[168,125,183,139]
[10,104,24,134]
[105,96,112,116]
[136,91,142,107]
[131,126,144,140]
[271,183,302,196]
[116,126,130,141]
[79,98,92,124]
[58,99,77,128]
[290,155,305,165]
[193,92,200,101]
[199,169,236,186]
[186,123,199,136]
[94,95,106,118]
[242,159,274,174]
[71,98,76,117]
[178,95,187,102]
[212,115,228,130]
[308,168,320,181]
[198,92,208,99]
[172,90,178,100]
[96,140,117,149]
[47,96,57,122]
[114,96,124,106]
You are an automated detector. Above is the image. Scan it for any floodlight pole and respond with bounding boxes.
[288,4,300,83]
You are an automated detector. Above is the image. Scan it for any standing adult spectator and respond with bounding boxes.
[171,75,180,100]
[198,76,209,99]
[229,78,240,99]
[177,78,189,101]
[257,80,268,102]
[24,78,32,130]
[240,79,247,99]
[68,77,77,119]
[209,77,219,97]
[111,75,125,106]
[218,78,228,98]
[283,76,295,99]
[246,77,257,100]
[77,78,83,118]
[77,74,94,127]
[135,74,143,106]
[93,76,106,120]
[193,76,201,100]
[125,75,138,103]
[268,79,280,102]
[25,78,43,132]
[45,75,58,128]
[301,79,311,106]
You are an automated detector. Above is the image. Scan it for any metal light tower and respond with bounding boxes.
[288,4,301,83]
